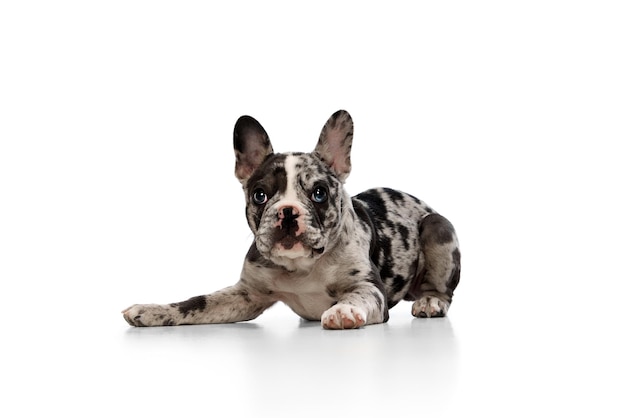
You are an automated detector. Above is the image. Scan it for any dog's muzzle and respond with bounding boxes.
[270,205,325,257]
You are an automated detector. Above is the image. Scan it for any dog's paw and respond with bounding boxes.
[122,304,177,327]
[411,296,449,318]
[321,304,367,329]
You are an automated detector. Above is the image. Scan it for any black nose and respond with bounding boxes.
[282,207,294,219]
[279,206,299,234]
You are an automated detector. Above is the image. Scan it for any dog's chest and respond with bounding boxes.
[276,289,334,321]
[253,265,335,320]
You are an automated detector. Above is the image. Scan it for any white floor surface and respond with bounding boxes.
[4,282,624,417]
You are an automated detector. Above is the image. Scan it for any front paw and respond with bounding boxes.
[122,304,177,327]
[321,304,367,329]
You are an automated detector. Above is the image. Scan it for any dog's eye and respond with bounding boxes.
[252,189,268,205]
[311,186,328,204]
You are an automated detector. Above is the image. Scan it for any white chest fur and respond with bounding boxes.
[272,275,335,320]
[243,260,336,321]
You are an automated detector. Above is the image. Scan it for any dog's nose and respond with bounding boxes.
[281,207,295,219]
[279,206,299,221]
[277,206,301,235]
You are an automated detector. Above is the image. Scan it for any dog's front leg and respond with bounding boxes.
[321,282,388,330]
[122,283,274,327]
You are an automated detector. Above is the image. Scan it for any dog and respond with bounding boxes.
[122,110,460,329]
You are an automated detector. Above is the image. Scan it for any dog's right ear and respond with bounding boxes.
[233,116,274,183]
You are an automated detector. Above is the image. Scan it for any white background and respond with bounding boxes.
[1,1,625,417]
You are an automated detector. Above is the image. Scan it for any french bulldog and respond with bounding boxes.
[122,110,460,329]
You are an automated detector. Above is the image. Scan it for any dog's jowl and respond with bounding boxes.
[123,110,461,329]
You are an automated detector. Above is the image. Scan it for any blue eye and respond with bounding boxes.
[252,189,268,205]
[311,186,328,204]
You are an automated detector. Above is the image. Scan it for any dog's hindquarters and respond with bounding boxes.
[353,188,461,317]
[407,213,461,317]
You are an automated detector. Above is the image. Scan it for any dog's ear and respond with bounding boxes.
[234,115,274,183]
[314,110,353,182]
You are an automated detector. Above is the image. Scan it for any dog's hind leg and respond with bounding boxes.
[409,214,461,318]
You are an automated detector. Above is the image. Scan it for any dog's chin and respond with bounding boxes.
[272,242,324,259]
[269,241,325,271]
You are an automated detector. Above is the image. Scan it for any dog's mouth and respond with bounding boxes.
[254,206,327,265]
[278,235,299,250]
[271,235,326,260]
[277,236,324,252]
[274,241,324,257]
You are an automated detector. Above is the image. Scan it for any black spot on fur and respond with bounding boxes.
[354,189,388,219]
[392,275,406,293]
[352,199,378,258]
[384,188,405,205]
[172,296,207,317]
[349,269,360,276]
[371,289,384,312]
[247,154,288,195]
[273,167,287,193]
[397,224,410,250]
[377,236,394,280]
[446,248,461,297]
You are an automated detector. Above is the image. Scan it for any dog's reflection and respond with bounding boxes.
[123,309,458,415]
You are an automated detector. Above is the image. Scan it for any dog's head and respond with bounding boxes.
[233,110,354,269]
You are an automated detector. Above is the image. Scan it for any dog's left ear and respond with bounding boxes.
[314,110,354,182]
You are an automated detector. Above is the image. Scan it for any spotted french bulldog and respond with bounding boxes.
[123,110,460,329]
